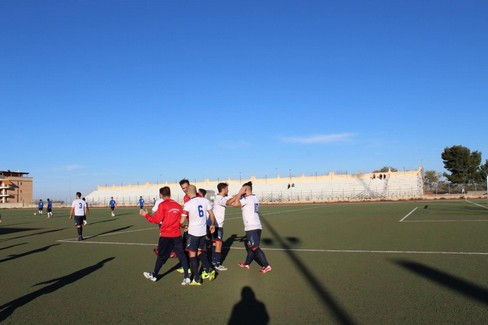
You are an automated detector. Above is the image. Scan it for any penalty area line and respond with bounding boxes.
[399,207,418,222]
[466,200,488,210]
[55,240,488,256]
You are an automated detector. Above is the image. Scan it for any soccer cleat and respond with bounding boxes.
[259,265,272,274]
[189,279,202,286]
[181,278,191,286]
[238,263,250,269]
[176,267,191,274]
[143,272,157,282]
[77,235,84,241]
[201,270,210,279]
[215,264,228,271]
[83,220,87,226]
[208,270,216,281]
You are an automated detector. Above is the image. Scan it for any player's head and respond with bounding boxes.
[47,198,50,201]
[39,199,42,202]
[140,196,142,199]
[187,185,197,198]
[217,182,229,195]
[179,179,190,193]
[82,197,86,201]
[111,196,114,199]
[242,181,253,195]
[76,192,82,198]
[160,186,171,198]
[198,188,207,198]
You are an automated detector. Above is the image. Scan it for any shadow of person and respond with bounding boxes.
[0,257,115,322]
[228,286,269,325]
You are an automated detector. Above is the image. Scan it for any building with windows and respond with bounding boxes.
[0,170,33,206]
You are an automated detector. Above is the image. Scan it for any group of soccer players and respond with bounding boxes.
[140,179,272,286]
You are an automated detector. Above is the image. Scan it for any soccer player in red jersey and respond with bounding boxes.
[140,186,190,285]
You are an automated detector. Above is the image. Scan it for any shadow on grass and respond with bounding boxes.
[0,228,66,242]
[0,227,39,236]
[0,244,59,264]
[228,286,269,325]
[88,218,117,225]
[0,257,115,322]
[88,225,134,239]
[221,234,246,264]
[0,243,27,252]
[260,216,356,325]
[394,260,488,306]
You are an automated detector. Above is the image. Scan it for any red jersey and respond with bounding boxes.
[183,193,202,203]
[144,198,182,237]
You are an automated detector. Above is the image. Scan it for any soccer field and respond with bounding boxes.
[1,200,488,324]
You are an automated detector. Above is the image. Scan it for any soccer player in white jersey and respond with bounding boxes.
[211,182,231,271]
[230,181,271,273]
[69,192,87,241]
[182,185,216,285]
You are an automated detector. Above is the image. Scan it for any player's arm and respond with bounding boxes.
[180,210,189,231]
[140,207,163,225]
[207,209,216,233]
[231,187,246,207]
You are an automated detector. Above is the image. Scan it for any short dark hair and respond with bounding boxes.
[179,179,190,186]
[160,186,171,197]
[217,182,228,193]
[198,188,207,197]
[243,181,253,191]
[76,192,82,198]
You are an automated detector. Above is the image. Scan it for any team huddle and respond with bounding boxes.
[140,179,272,286]
[67,179,271,285]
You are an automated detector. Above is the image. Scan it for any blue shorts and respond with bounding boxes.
[185,234,207,253]
[212,227,224,242]
[74,216,85,226]
[246,229,262,250]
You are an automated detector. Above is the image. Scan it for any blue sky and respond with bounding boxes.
[1,1,487,200]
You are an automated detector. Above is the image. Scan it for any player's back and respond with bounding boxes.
[183,197,211,236]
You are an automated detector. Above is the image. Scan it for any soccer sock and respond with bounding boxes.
[213,252,222,266]
[211,245,217,265]
[77,226,82,236]
[254,248,269,267]
[190,257,199,280]
[198,252,211,272]
[245,248,255,265]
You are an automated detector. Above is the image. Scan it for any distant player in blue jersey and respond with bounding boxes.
[138,196,145,209]
[38,199,44,215]
[109,197,116,217]
[47,198,53,218]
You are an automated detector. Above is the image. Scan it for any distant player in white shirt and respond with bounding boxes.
[211,182,232,271]
[69,192,87,241]
[230,181,271,273]
[182,185,216,285]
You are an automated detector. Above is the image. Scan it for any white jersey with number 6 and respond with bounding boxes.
[72,199,86,216]
[183,197,212,237]
[240,195,262,231]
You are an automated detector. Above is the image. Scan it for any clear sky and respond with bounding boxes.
[1,1,487,201]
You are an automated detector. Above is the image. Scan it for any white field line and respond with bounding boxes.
[403,219,488,223]
[54,239,488,256]
[399,207,418,222]
[466,200,488,210]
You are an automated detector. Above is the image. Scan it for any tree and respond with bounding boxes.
[373,166,398,173]
[441,145,484,185]
[424,170,442,192]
